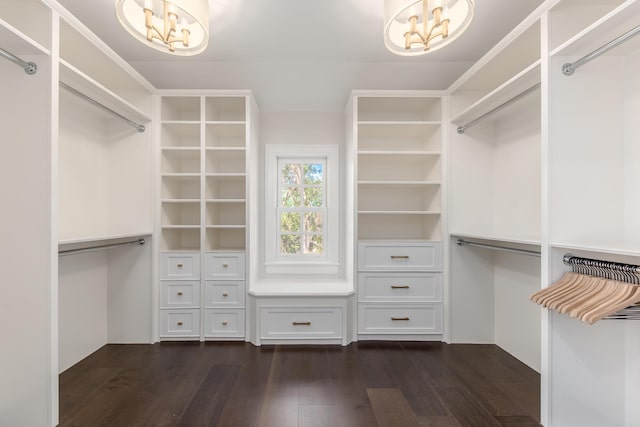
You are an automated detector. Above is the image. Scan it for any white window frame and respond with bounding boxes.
[265,144,339,275]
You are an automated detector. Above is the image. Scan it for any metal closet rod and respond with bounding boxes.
[456,239,541,257]
[59,238,146,257]
[59,81,145,133]
[456,83,541,134]
[0,47,37,75]
[562,24,640,76]
[563,253,640,274]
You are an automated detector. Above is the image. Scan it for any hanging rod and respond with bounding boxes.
[59,82,145,133]
[0,47,37,74]
[562,24,640,76]
[563,253,640,278]
[456,83,541,134]
[456,239,541,257]
[59,238,145,257]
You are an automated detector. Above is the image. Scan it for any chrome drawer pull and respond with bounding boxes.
[177,291,183,296]
[391,317,410,321]
[222,292,229,297]
[222,263,229,268]
[222,321,228,326]
[292,321,311,326]
[176,263,183,268]
[391,285,410,289]
[390,255,409,259]
[177,321,183,326]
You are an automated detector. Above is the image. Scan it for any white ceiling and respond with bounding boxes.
[57,0,545,111]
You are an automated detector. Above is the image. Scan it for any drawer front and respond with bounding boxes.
[358,305,442,334]
[260,307,342,339]
[358,242,442,271]
[161,253,200,280]
[205,252,245,280]
[358,273,442,302]
[161,281,200,308]
[160,309,200,337]
[205,281,245,308]
[204,309,245,337]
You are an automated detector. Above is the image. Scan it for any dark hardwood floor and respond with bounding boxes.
[59,342,540,427]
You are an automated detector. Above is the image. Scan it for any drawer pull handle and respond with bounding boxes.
[222,263,229,268]
[177,321,183,326]
[177,291,183,296]
[391,285,410,289]
[176,263,183,268]
[222,292,229,297]
[292,321,311,326]
[390,255,409,259]
[222,321,228,326]
[391,317,410,321]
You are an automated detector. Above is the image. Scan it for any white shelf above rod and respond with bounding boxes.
[0,46,37,74]
[456,239,541,257]
[456,83,541,135]
[562,24,640,76]
[59,81,145,133]
[59,238,146,257]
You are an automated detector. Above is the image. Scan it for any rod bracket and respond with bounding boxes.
[24,62,37,75]
[456,126,465,134]
[561,63,575,76]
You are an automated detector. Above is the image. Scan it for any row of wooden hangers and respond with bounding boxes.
[531,272,640,324]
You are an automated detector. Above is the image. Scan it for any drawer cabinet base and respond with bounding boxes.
[358,304,443,334]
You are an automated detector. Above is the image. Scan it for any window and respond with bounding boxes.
[265,145,339,274]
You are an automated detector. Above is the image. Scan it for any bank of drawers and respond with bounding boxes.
[160,252,245,340]
[357,242,442,336]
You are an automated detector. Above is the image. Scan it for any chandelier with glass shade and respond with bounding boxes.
[384,0,475,56]
[115,0,209,56]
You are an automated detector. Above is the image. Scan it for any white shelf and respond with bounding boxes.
[358,181,441,185]
[206,199,246,203]
[205,173,246,177]
[450,232,541,247]
[161,120,200,125]
[161,173,201,177]
[59,232,151,247]
[451,60,541,126]
[551,242,640,258]
[204,120,246,125]
[551,1,640,58]
[205,147,246,151]
[358,151,441,156]
[161,225,200,229]
[358,121,440,126]
[0,17,49,55]
[162,147,200,152]
[59,59,150,125]
[161,199,200,203]
[205,225,246,229]
[358,211,441,215]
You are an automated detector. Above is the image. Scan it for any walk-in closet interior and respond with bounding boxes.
[2,0,640,425]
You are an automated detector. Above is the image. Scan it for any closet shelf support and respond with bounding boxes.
[456,83,541,134]
[59,238,146,257]
[59,82,146,133]
[456,239,541,257]
[0,47,37,75]
[562,24,640,76]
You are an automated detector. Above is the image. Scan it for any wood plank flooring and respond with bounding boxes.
[59,342,540,427]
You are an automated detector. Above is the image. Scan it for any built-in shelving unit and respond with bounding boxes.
[356,95,443,241]
[546,1,640,425]
[159,93,254,341]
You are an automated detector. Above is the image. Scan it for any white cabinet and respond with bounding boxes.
[357,241,443,339]
[158,92,254,341]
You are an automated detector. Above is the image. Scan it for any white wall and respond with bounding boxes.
[0,56,53,427]
[58,252,108,372]
[255,112,346,279]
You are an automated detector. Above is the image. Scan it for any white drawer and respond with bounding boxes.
[204,252,245,280]
[358,273,442,302]
[358,242,442,271]
[161,281,200,308]
[161,253,200,280]
[159,309,200,337]
[205,281,245,308]
[260,307,342,339]
[204,309,245,337]
[358,304,442,334]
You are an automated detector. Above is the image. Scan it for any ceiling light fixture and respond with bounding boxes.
[115,0,209,56]
[384,0,474,56]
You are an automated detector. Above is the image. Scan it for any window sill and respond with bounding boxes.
[264,262,340,276]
